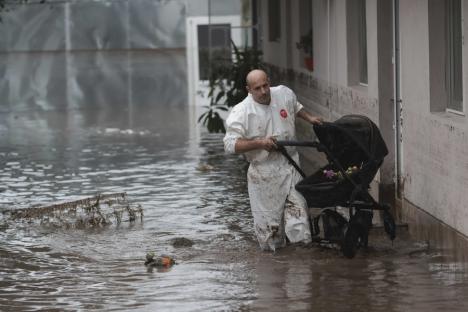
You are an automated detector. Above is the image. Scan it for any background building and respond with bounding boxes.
[0,0,250,112]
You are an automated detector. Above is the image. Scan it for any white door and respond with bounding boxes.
[186,15,242,107]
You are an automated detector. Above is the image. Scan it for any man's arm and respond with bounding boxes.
[234,137,277,153]
[297,108,323,125]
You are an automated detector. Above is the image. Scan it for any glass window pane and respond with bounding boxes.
[268,0,281,41]
[358,0,368,84]
[198,24,232,80]
[447,0,463,112]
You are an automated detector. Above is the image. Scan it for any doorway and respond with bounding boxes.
[186,15,243,107]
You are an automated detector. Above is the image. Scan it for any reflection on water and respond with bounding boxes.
[1,105,468,311]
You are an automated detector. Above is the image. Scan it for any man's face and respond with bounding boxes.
[247,74,271,105]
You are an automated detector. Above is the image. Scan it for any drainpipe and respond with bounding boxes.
[393,0,403,198]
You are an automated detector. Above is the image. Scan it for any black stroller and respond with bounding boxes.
[277,114,396,258]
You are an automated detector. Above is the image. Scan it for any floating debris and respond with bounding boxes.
[98,128,154,136]
[171,237,194,248]
[196,164,214,172]
[144,252,175,267]
[7,193,143,228]
[218,233,236,241]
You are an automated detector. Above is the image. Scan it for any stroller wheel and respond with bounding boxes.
[349,210,372,248]
[382,205,396,241]
[341,225,359,259]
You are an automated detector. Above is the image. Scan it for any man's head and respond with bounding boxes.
[246,69,271,105]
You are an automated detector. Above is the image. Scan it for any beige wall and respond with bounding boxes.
[400,0,468,236]
[258,0,391,175]
[259,0,382,120]
[257,0,468,243]
[259,0,288,68]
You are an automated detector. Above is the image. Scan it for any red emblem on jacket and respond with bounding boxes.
[280,109,288,118]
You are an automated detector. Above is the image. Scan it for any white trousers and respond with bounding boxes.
[248,165,311,251]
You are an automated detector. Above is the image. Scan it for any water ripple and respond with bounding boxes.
[2,108,468,311]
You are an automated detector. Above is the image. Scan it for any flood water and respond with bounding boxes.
[2,104,468,311]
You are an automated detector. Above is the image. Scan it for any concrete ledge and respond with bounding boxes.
[370,223,408,236]
[402,199,468,262]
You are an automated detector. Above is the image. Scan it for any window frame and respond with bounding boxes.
[446,0,465,115]
[346,0,369,88]
[358,0,368,86]
[268,0,281,42]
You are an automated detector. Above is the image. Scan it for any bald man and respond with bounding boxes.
[223,69,323,251]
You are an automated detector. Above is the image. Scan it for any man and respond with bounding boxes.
[223,69,323,251]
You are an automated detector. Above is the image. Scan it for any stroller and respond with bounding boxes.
[277,114,396,258]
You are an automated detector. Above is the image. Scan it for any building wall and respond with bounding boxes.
[399,0,468,237]
[185,0,242,17]
[259,0,385,122]
[257,0,393,181]
[259,0,288,68]
[257,0,468,240]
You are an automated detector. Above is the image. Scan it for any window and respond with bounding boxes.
[429,0,464,113]
[346,0,368,86]
[197,24,231,80]
[358,0,368,84]
[268,0,281,41]
[298,0,314,71]
[446,0,463,112]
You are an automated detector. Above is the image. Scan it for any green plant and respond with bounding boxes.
[198,40,263,133]
[296,29,313,56]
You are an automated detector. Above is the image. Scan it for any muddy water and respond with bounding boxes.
[1,106,468,312]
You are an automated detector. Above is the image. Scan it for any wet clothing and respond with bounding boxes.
[223,85,311,251]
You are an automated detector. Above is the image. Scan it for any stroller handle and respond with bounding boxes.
[276,140,320,148]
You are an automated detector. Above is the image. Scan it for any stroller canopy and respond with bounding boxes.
[313,115,388,168]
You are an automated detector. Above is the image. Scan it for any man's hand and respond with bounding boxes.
[309,116,323,125]
[259,136,278,152]
[297,109,324,125]
[234,136,278,153]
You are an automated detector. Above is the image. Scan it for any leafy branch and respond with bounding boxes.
[296,29,313,56]
[198,40,263,133]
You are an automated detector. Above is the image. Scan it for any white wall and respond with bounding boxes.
[259,0,381,119]
[260,0,288,68]
[400,0,468,236]
[257,0,468,238]
[287,0,348,85]
[257,0,394,188]
[185,0,242,17]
